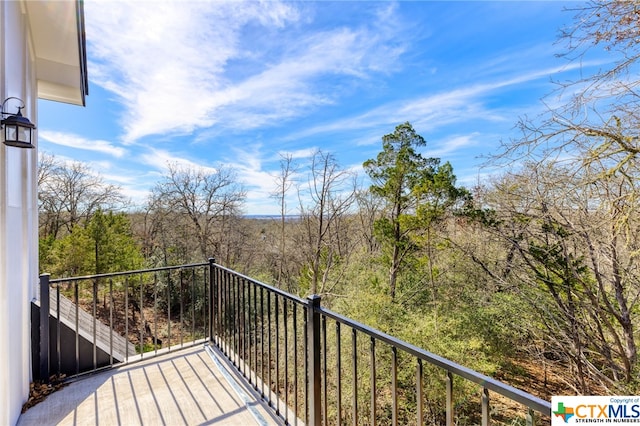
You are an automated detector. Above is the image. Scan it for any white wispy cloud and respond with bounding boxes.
[39,131,126,157]
[139,148,218,175]
[278,147,317,160]
[85,1,407,142]
[284,59,587,145]
[87,1,301,142]
[101,172,137,185]
[426,133,479,158]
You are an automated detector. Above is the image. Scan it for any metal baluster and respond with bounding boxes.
[75,281,80,375]
[304,306,308,425]
[229,271,233,355]
[482,387,490,426]
[125,277,130,357]
[336,322,342,426]
[206,266,211,342]
[352,328,358,426]
[153,273,158,355]
[230,272,235,358]
[253,281,258,391]
[140,275,145,356]
[238,276,242,366]
[235,274,239,366]
[322,316,327,425]
[370,337,376,426]
[109,279,114,364]
[275,294,280,416]
[284,298,289,424]
[245,280,250,383]
[293,304,298,426]
[179,269,184,347]
[225,270,230,352]
[242,278,247,376]
[235,275,239,365]
[261,286,265,399]
[215,265,220,346]
[243,278,248,378]
[191,269,195,345]
[232,274,237,366]
[205,264,210,342]
[227,272,232,359]
[527,407,535,426]
[446,371,454,426]
[239,277,243,373]
[167,271,171,351]
[221,271,225,351]
[247,280,252,384]
[247,279,251,382]
[56,283,61,375]
[417,359,423,426]
[268,290,273,407]
[208,260,215,344]
[92,278,97,370]
[391,347,397,426]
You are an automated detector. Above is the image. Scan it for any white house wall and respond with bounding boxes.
[1,1,39,424]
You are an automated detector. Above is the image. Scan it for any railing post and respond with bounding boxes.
[208,258,215,343]
[307,294,322,426]
[39,274,50,383]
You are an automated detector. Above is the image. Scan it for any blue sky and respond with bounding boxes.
[38,1,595,215]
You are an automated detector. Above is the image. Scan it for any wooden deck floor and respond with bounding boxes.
[18,344,281,425]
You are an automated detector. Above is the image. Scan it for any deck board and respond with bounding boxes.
[18,344,281,425]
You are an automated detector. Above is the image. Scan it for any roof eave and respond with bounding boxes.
[26,0,88,106]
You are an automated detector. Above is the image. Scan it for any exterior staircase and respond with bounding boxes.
[49,291,136,362]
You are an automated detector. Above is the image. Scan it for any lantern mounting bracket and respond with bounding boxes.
[1,97,36,149]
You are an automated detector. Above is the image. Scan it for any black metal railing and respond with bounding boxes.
[37,259,552,425]
[38,262,210,380]
[209,259,552,426]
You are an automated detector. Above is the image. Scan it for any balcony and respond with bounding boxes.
[18,344,280,425]
[20,260,551,425]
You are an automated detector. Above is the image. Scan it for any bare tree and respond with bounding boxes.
[38,153,126,238]
[147,163,246,263]
[479,6,640,392]
[270,153,298,291]
[37,152,57,187]
[295,150,358,295]
[354,190,382,254]
[467,161,640,393]
[498,1,640,178]
[559,1,640,105]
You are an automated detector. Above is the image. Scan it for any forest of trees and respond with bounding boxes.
[37,2,640,397]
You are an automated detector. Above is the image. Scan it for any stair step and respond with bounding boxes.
[49,291,137,361]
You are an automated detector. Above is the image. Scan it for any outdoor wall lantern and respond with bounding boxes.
[1,97,36,148]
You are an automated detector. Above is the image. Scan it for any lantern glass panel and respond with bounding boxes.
[17,126,31,144]
[5,124,17,142]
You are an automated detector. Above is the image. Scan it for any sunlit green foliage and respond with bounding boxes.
[40,210,144,277]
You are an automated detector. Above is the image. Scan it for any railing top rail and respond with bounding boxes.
[43,260,551,417]
[213,263,307,305]
[319,305,552,415]
[45,262,210,284]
